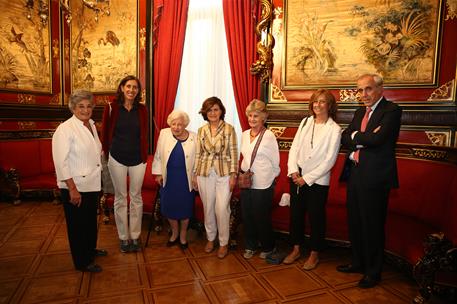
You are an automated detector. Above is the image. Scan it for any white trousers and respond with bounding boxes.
[197,169,231,246]
[108,154,146,240]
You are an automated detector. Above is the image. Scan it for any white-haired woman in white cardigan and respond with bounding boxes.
[151,110,197,248]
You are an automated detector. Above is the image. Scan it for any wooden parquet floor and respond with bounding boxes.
[0,201,442,304]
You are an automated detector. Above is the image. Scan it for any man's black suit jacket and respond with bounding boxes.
[341,98,402,189]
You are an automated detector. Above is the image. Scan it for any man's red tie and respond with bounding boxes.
[354,107,372,163]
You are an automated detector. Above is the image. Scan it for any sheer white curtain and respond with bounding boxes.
[174,0,242,143]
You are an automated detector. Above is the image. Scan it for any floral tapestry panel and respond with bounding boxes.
[71,0,137,93]
[0,0,51,93]
[283,0,442,88]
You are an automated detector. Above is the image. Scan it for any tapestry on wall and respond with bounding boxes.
[283,0,443,88]
[70,0,138,93]
[0,0,52,93]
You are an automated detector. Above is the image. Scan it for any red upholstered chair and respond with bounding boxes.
[0,139,59,204]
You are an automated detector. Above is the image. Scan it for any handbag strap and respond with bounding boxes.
[248,128,267,170]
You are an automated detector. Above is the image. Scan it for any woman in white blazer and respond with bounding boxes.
[151,110,197,248]
[283,89,342,270]
[52,90,106,273]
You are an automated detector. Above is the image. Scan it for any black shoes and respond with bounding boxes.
[94,249,108,257]
[337,264,380,288]
[336,264,364,274]
[78,263,102,273]
[180,242,188,249]
[358,275,381,288]
[130,239,141,252]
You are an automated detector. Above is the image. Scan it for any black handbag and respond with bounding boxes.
[238,128,266,189]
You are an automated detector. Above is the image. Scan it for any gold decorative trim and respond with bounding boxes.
[445,0,457,20]
[18,94,36,104]
[271,84,287,101]
[273,6,283,19]
[52,39,59,59]
[139,28,146,50]
[411,148,448,160]
[427,80,454,101]
[426,132,449,146]
[95,96,110,105]
[64,39,70,59]
[339,89,360,103]
[49,94,60,105]
[269,127,286,138]
[141,89,146,104]
[18,122,37,130]
[250,0,274,83]
[278,140,292,151]
[63,93,70,105]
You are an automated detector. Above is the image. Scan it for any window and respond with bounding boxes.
[174,0,242,144]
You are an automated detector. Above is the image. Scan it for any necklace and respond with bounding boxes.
[250,127,263,138]
[311,121,315,149]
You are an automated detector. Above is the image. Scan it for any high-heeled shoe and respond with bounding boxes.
[180,242,188,249]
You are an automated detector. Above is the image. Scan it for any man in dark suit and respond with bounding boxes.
[337,74,402,288]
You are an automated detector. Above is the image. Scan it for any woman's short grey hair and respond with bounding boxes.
[68,90,94,111]
[245,99,268,121]
[167,109,190,127]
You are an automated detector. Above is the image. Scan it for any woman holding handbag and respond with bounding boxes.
[283,89,341,270]
[240,99,280,260]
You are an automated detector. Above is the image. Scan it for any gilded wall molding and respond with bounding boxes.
[140,27,146,50]
[250,0,274,83]
[18,121,37,129]
[278,140,292,151]
[95,95,110,105]
[18,94,36,104]
[0,130,55,140]
[269,126,286,138]
[446,0,457,20]
[411,148,448,160]
[339,89,360,103]
[427,80,455,101]
[49,94,60,105]
[52,39,59,59]
[426,131,450,146]
[270,84,287,102]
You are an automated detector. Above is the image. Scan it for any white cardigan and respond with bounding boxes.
[151,128,197,191]
[287,116,341,186]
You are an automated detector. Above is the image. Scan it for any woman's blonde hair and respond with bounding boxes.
[245,99,268,121]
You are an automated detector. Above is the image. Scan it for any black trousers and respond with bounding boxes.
[61,189,100,270]
[289,181,329,252]
[347,165,390,278]
[240,184,275,252]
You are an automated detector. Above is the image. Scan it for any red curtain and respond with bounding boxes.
[222,0,260,130]
[153,0,189,144]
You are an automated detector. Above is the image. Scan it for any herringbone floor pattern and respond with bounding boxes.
[0,201,443,303]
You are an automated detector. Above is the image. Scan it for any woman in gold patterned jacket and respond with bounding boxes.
[192,96,238,259]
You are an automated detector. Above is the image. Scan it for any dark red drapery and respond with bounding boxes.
[153,0,189,145]
[222,0,260,130]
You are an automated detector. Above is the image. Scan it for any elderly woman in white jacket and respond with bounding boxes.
[151,110,197,249]
[52,90,106,273]
[283,89,341,270]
